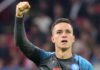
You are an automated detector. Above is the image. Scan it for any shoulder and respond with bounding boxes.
[74,55,94,70]
[40,51,55,60]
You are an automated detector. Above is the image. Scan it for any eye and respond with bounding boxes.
[66,30,71,34]
[57,31,61,34]
[56,30,62,34]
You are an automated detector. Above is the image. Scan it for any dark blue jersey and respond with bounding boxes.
[14,17,94,70]
[37,50,93,70]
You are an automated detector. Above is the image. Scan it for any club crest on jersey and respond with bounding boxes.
[71,64,79,70]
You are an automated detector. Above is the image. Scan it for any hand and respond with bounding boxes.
[16,1,31,18]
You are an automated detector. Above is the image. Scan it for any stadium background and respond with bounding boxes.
[0,0,100,70]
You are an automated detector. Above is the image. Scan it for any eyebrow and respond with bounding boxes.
[57,30,62,32]
[66,29,71,32]
[57,29,73,33]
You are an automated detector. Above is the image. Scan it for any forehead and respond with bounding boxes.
[53,22,73,31]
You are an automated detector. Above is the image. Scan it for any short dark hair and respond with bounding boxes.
[51,18,72,34]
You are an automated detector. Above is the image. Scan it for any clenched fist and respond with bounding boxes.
[16,1,31,18]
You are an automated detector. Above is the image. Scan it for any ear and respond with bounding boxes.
[51,36,55,43]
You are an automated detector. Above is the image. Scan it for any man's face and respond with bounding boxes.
[52,22,75,49]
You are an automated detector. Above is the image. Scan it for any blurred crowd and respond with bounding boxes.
[0,0,100,70]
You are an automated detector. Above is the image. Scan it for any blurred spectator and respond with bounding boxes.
[27,23,48,48]
[38,0,49,14]
[0,0,100,69]
[73,31,94,62]
[76,17,97,39]
[52,3,64,20]
[0,34,11,65]
[23,58,37,70]
[93,45,100,70]
[69,0,83,20]
[33,11,52,34]
[93,45,100,64]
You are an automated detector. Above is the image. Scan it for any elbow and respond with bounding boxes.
[16,40,23,47]
[15,38,24,47]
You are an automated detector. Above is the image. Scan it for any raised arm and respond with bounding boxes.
[14,1,52,65]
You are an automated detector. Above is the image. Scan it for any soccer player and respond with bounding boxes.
[14,1,94,70]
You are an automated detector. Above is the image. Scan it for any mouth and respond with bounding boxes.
[61,40,68,43]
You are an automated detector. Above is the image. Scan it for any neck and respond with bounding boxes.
[55,47,72,59]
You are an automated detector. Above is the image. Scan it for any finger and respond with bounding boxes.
[24,2,31,9]
[18,7,24,12]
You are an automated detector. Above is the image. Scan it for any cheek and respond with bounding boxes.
[72,36,75,42]
[54,37,59,42]
[53,36,60,43]
[52,36,57,43]
[69,36,75,42]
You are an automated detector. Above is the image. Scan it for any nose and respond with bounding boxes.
[62,35,67,38]
[62,33,67,38]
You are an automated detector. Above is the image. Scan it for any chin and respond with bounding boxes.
[61,45,70,48]
[60,46,70,49]
[61,47,70,51]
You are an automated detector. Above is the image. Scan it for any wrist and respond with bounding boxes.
[16,12,23,18]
